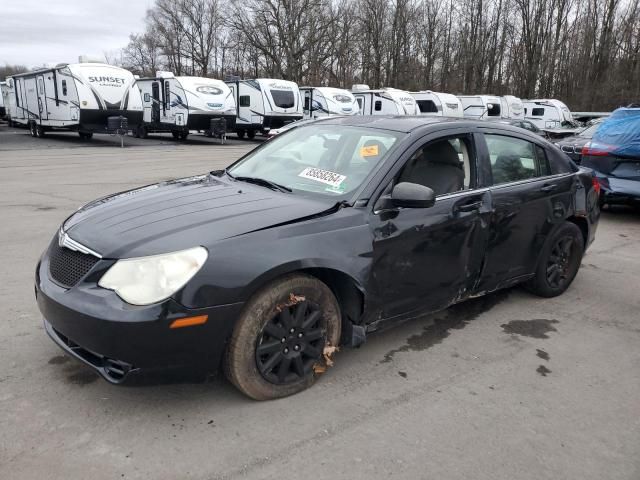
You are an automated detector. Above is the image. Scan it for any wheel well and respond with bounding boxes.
[567,216,588,247]
[299,267,365,335]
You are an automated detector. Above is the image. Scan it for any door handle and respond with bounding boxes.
[540,184,557,193]
[456,200,483,213]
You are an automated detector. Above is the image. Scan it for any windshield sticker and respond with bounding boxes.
[360,145,379,157]
[299,167,346,187]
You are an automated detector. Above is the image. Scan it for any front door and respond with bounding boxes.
[151,82,160,123]
[369,132,491,321]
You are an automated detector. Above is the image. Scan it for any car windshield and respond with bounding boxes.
[579,123,600,138]
[229,125,404,197]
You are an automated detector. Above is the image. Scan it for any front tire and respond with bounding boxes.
[526,222,584,297]
[225,274,341,400]
[236,129,246,139]
[246,129,256,139]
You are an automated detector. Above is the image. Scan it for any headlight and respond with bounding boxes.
[98,247,208,305]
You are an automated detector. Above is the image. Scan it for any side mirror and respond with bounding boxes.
[391,182,436,208]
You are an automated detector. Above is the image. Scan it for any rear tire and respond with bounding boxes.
[171,131,181,140]
[138,126,148,139]
[225,274,341,400]
[247,130,256,139]
[236,129,246,139]
[526,222,584,297]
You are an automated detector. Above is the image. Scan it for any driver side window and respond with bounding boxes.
[397,136,474,196]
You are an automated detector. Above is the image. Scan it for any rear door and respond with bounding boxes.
[475,130,575,292]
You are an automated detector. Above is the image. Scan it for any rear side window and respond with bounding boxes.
[374,100,382,111]
[239,95,250,107]
[485,134,551,184]
[531,108,545,116]
[270,90,294,108]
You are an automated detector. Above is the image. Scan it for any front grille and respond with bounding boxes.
[48,243,99,288]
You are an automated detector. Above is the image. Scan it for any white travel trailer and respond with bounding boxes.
[523,99,575,128]
[300,87,360,119]
[0,81,6,119]
[226,78,303,138]
[458,95,503,119]
[351,85,419,115]
[500,95,525,119]
[6,62,142,138]
[135,72,236,139]
[410,90,463,117]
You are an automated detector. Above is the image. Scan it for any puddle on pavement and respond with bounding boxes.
[48,355,70,365]
[381,290,509,363]
[536,365,552,376]
[501,319,559,339]
[536,349,550,361]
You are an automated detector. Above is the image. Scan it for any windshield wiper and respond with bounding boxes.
[232,175,292,193]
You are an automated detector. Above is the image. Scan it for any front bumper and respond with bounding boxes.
[35,255,244,383]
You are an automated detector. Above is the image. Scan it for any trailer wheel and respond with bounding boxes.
[236,129,246,139]
[29,122,37,137]
[171,131,181,140]
[138,126,148,139]
[180,131,189,140]
[247,130,256,139]
[36,125,46,138]
[78,132,93,140]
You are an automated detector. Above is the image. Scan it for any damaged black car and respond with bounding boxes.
[35,116,600,400]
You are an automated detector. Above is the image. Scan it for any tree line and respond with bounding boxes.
[3,0,638,111]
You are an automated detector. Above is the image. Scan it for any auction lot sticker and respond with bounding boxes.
[298,167,346,187]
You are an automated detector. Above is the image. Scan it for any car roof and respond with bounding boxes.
[311,115,523,134]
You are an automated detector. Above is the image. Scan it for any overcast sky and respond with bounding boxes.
[0,0,152,67]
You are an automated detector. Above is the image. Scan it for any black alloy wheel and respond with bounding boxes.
[255,300,326,385]
[526,221,584,298]
[546,235,575,289]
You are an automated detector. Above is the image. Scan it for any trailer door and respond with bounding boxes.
[152,82,161,123]
[37,75,48,121]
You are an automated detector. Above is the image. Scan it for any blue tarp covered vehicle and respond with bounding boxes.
[590,108,640,158]
[581,107,640,207]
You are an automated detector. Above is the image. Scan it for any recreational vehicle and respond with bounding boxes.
[0,81,6,120]
[300,87,360,119]
[352,85,420,115]
[523,99,575,128]
[500,95,525,119]
[6,62,142,138]
[458,95,502,119]
[410,90,463,117]
[226,78,303,138]
[135,72,236,139]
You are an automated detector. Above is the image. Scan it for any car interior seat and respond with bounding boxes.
[399,140,464,195]
[492,154,533,183]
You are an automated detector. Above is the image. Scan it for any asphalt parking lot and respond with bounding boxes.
[1,121,639,480]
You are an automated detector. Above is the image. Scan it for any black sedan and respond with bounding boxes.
[554,123,601,164]
[36,116,600,400]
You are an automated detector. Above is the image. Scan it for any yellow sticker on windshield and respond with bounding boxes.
[360,145,379,157]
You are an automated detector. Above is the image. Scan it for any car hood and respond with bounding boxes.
[63,174,335,258]
[558,135,590,147]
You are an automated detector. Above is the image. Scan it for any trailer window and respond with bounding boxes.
[61,80,67,96]
[374,100,382,111]
[356,97,363,112]
[417,100,438,113]
[531,108,545,116]
[487,103,501,116]
[270,90,295,109]
[38,79,44,95]
[239,95,251,107]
